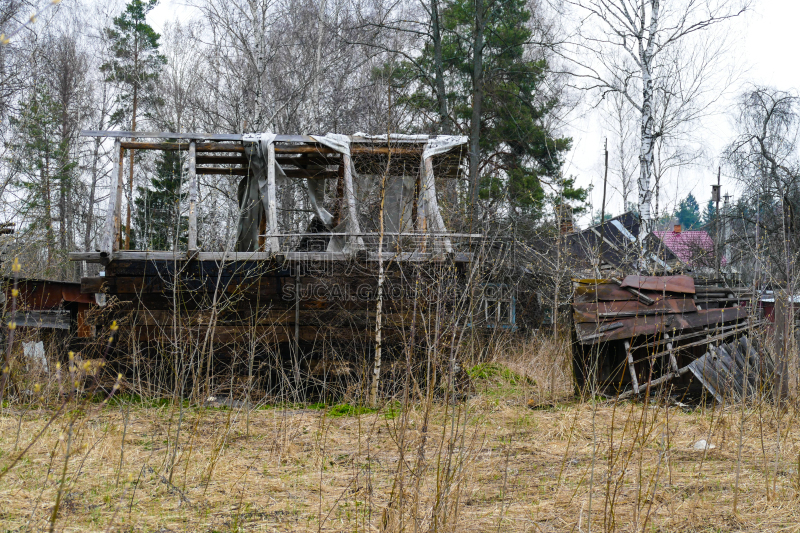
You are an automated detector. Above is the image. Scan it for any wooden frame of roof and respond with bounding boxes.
[70,130,470,266]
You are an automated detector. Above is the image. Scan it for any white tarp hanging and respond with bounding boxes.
[422,135,468,160]
[311,134,364,252]
[237,133,284,252]
[420,136,467,253]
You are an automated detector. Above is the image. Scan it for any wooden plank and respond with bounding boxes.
[80,276,107,294]
[196,167,248,176]
[572,298,697,323]
[275,144,337,155]
[83,130,243,141]
[113,142,125,253]
[101,140,122,258]
[71,250,474,264]
[121,142,245,152]
[188,141,198,253]
[195,155,247,165]
[69,252,106,262]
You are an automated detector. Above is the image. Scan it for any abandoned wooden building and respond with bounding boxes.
[68,131,517,394]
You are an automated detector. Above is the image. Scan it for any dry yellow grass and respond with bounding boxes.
[2,379,800,532]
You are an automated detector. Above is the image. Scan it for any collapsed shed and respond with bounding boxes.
[571,275,777,401]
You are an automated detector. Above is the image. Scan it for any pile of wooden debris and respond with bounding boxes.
[571,275,776,401]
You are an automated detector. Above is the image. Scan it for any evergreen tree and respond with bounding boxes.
[388,0,585,221]
[703,200,716,226]
[132,148,187,250]
[101,0,166,249]
[8,83,77,270]
[675,193,701,229]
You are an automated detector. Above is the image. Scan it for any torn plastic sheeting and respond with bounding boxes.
[237,133,284,252]
[310,134,363,252]
[422,136,467,161]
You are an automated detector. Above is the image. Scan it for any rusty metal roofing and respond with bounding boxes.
[619,275,696,294]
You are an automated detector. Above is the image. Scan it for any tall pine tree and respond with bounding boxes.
[101,0,166,250]
[387,0,585,223]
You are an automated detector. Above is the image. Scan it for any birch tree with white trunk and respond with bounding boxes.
[565,0,748,233]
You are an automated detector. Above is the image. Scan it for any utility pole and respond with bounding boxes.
[712,167,721,280]
[598,139,609,274]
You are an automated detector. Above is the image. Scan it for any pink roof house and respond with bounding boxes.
[653,225,722,269]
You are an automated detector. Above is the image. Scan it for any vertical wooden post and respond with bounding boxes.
[266,143,279,252]
[665,331,679,373]
[625,341,639,395]
[102,139,122,259]
[187,141,197,255]
[113,142,125,253]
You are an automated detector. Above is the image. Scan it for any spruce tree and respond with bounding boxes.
[132,148,187,250]
[675,193,701,229]
[8,83,77,271]
[387,0,585,222]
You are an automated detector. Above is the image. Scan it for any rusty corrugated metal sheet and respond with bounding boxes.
[4,278,95,308]
[574,282,659,303]
[575,306,748,344]
[572,297,697,323]
[620,275,695,294]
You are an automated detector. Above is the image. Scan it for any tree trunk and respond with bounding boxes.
[431,0,450,135]
[468,0,485,230]
[637,0,660,235]
[126,83,137,250]
[43,151,53,269]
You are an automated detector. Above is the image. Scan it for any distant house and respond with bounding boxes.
[652,224,721,271]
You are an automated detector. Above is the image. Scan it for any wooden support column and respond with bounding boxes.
[266,143,279,252]
[188,140,198,255]
[625,340,639,395]
[666,331,679,373]
[101,139,123,259]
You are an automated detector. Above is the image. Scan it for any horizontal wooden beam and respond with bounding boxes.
[195,155,248,165]
[84,130,319,143]
[274,144,336,155]
[276,155,341,166]
[196,167,248,176]
[121,141,245,152]
[69,250,474,263]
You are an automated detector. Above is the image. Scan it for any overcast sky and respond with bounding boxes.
[144,0,797,226]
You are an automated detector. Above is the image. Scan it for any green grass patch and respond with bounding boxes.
[326,403,400,419]
[327,404,378,417]
[468,363,535,386]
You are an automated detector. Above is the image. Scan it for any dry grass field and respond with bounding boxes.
[2,343,800,533]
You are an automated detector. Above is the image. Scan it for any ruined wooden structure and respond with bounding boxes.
[69,131,508,392]
[571,275,775,402]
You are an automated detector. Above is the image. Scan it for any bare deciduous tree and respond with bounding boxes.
[565,0,748,232]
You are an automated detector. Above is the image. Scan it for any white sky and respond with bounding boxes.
[563,0,800,224]
[144,0,800,226]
